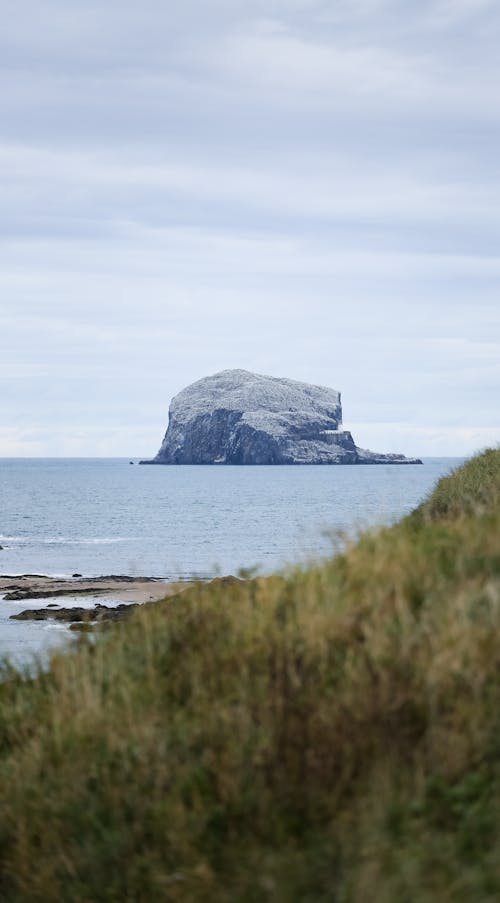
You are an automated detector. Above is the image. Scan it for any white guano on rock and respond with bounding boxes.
[140,369,422,465]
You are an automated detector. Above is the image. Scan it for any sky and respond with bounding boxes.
[1,0,499,457]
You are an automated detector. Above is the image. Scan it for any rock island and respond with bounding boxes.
[140,369,421,465]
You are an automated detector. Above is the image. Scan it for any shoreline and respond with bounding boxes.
[0,574,190,605]
[0,575,239,629]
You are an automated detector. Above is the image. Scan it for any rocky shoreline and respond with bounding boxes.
[0,574,164,602]
[10,602,140,627]
[0,574,191,626]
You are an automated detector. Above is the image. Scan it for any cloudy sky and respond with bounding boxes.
[1,0,499,457]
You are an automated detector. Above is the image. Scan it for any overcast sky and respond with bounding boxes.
[1,0,499,457]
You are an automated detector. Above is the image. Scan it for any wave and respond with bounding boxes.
[45,538,132,545]
[0,536,132,545]
[0,573,86,579]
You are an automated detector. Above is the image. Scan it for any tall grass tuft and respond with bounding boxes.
[0,449,499,901]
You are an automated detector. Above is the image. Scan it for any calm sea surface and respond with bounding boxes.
[0,457,463,665]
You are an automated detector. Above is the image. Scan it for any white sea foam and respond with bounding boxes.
[0,535,131,545]
[42,538,131,545]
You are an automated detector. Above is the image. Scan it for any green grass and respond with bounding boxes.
[0,449,500,901]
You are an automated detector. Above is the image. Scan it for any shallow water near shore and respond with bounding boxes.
[0,593,125,670]
[0,456,463,664]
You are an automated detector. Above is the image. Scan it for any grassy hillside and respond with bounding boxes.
[0,449,499,901]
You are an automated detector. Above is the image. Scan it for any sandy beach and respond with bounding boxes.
[0,574,188,605]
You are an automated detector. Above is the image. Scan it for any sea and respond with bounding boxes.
[0,457,463,666]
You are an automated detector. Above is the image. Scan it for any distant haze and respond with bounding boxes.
[1,0,499,457]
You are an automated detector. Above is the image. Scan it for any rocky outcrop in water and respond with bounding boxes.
[10,603,136,623]
[141,370,421,465]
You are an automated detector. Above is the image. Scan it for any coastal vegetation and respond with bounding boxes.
[0,449,499,901]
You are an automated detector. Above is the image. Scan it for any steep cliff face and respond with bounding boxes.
[141,370,421,465]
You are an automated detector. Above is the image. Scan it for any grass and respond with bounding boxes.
[0,448,499,901]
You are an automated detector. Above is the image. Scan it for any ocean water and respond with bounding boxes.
[0,457,463,579]
[0,457,463,665]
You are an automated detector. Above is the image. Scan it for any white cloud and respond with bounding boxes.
[425,0,498,27]
[209,25,429,101]
[2,142,500,234]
